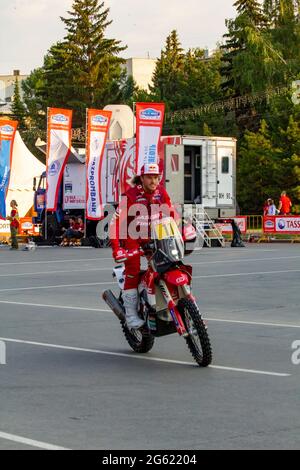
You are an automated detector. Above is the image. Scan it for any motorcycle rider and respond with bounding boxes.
[109,162,196,329]
[109,163,175,329]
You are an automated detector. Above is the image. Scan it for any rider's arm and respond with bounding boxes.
[109,195,130,253]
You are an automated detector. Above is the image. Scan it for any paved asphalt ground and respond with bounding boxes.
[0,243,299,450]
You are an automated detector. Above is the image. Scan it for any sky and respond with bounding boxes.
[0,0,237,75]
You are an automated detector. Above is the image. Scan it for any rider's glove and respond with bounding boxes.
[113,248,128,263]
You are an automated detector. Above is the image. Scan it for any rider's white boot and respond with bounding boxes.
[123,289,144,329]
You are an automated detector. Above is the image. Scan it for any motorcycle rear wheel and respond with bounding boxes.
[178,298,212,367]
[122,322,155,353]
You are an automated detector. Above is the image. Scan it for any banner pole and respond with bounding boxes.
[45,107,49,242]
[84,109,88,239]
[132,101,136,205]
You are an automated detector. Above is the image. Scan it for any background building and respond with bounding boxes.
[124,58,157,91]
[0,70,28,115]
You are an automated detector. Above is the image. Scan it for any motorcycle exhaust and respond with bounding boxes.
[102,290,125,322]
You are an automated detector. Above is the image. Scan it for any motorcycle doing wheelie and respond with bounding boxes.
[103,217,212,367]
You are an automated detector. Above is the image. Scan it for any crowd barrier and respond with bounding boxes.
[216,215,300,242]
[263,215,300,234]
[216,217,247,234]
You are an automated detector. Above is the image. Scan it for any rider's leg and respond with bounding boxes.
[123,240,144,329]
[122,288,144,329]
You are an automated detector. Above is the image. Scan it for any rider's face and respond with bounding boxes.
[141,174,160,193]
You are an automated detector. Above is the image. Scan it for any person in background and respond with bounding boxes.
[6,200,19,250]
[263,199,269,216]
[278,191,292,215]
[68,217,85,245]
[75,217,84,238]
[60,217,76,246]
[267,198,277,215]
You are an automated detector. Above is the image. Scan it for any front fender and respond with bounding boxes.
[163,269,189,286]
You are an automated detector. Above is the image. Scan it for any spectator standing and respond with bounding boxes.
[6,200,19,250]
[267,198,277,215]
[278,191,292,215]
[263,199,269,216]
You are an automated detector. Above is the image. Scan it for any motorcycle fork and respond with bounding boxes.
[181,286,206,327]
[158,280,187,337]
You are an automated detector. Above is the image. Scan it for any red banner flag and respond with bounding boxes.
[0,119,18,220]
[135,103,165,175]
[86,109,112,220]
[46,108,72,212]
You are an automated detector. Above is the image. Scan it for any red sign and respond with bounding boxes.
[19,218,35,235]
[216,217,247,234]
[46,108,73,212]
[263,216,300,234]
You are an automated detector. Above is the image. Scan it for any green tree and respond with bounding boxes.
[266,0,300,83]
[220,1,276,97]
[237,120,282,213]
[177,48,223,109]
[277,115,300,212]
[24,0,126,128]
[11,77,27,128]
[22,67,47,129]
[150,30,185,109]
[121,75,152,108]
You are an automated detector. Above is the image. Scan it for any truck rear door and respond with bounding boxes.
[164,144,184,205]
[217,146,234,207]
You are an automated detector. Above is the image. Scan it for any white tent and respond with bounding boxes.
[6,131,45,217]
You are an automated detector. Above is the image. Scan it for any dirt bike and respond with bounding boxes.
[103,217,212,367]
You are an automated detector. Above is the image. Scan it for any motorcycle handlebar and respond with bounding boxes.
[126,243,155,259]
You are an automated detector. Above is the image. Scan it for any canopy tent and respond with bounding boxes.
[6,131,45,218]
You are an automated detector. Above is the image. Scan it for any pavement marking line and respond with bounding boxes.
[0,337,290,377]
[193,269,300,279]
[0,267,117,278]
[0,431,69,450]
[207,317,300,329]
[0,281,112,292]
[0,300,108,312]
[1,256,300,278]
[1,300,300,330]
[1,269,300,293]
[0,258,111,267]
[192,255,300,266]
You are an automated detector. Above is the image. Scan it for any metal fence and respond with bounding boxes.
[246,215,263,232]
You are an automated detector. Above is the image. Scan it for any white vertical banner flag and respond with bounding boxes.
[86,109,112,220]
[135,103,165,175]
[46,108,72,212]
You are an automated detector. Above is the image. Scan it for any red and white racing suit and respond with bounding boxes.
[109,183,174,290]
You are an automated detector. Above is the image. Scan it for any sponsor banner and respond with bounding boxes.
[86,109,112,220]
[263,216,300,233]
[0,220,11,234]
[19,218,35,236]
[0,120,18,220]
[46,108,72,212]
[36,192,46,211]
[63,163,86,210]
[135,103,165,175]
[216,217,247,234]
